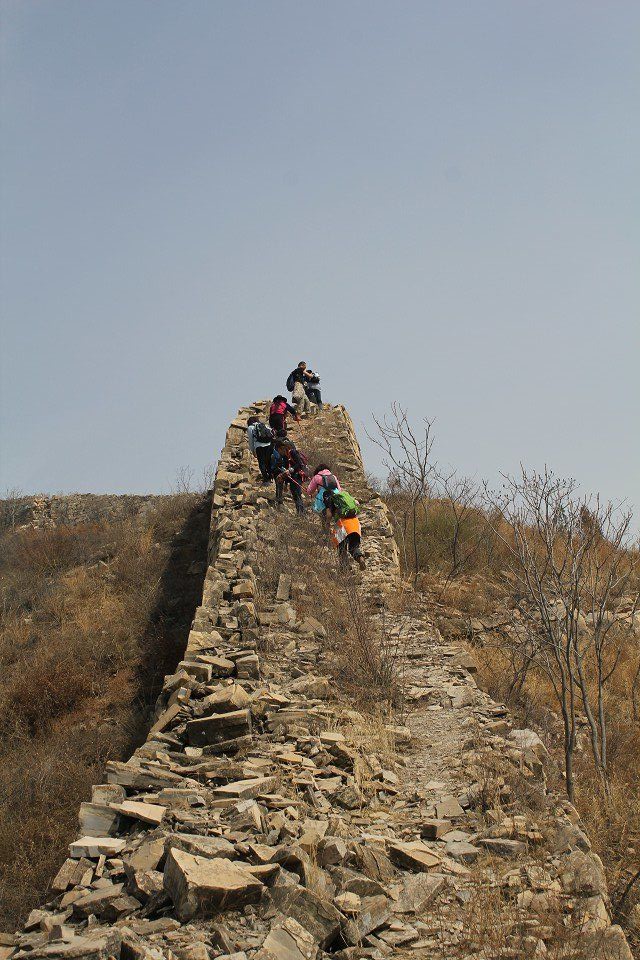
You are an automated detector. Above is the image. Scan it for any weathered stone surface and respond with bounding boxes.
[393,872,445,914]
[477,837,527,858]
[165,832,236,860]
[12,928,122,959]
[269,883,342,950]
[342,894,391,945]
[78,802,118,837]
[164,848,264,920]
[51,858,93,893]
[420,818,451,840]
[200,684,251,715]
[69,836,126,859]
[109,800,167,825]
[388,840,441,872]
[72,882,124,919]
[560,850,607,896]
[261,916,318,960]
[186,708,251,746]
[212,776,277,800]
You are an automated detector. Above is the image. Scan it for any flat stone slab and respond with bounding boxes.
[212,776,277,800]
[69,836,126,859]
[164,848,264,920]
[388,840,441,872]
[186,708,251,747]
[109,800,167,825]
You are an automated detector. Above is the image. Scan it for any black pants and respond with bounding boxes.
[338,532,362,562]
[269,414,287,437]
[306,388,321,405]
[256,445,272,480]
[275,473,304,513]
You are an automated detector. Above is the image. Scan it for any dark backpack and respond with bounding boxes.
[286,372,296,392]
[330,490,360,519]
[320,473,338,492]
[254,422,273,444]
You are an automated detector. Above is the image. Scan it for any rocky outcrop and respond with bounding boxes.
[2,402,631,960]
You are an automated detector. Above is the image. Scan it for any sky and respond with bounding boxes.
[1,0,638,512]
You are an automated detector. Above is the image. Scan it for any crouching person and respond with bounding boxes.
[247,416,274,482]
[271,439,307,515]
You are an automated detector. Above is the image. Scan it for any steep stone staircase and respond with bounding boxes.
[2,403,631,960]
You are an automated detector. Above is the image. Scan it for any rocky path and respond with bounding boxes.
[2,402,632,960]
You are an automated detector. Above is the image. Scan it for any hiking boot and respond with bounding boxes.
[355,553,366,570]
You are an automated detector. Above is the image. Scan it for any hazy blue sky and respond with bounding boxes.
[1,1,638,510]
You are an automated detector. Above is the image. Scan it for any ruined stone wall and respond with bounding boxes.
[3,402,632,960]
[0,494,171,530]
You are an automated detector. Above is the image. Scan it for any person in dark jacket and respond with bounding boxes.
[270,439,307,514]
[288,362,313,417]
[247,416,273,482]
[269,396,299,437]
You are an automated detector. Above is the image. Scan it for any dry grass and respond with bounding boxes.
[0,493,211,930]
[256,508,401,711]
[380,491,640,951]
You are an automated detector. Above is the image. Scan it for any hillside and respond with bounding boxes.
[0,403,635,960]
[0,492,211,929]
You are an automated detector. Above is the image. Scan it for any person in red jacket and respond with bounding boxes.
[269,396,299,437]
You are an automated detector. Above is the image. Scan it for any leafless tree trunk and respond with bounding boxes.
[368,405,435,587]
[484,467,638,800]
[435,469,489,586]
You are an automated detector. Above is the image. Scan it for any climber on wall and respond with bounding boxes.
[304,369,322,408]
[286,362,312,417]
[271,438,308,514]
[246,416,274,482]
[326,490,365,570]
[306,463,340,522]
[269,395,299,437]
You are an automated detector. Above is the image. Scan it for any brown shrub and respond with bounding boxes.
[0,492,211,930]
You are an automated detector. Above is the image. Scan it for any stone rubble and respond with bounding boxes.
[2,402,632,960]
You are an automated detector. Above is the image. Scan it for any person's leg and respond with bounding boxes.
[290,474,304,514]
[337,539,349,565]
[256,445,271,481]
[347,532,366,569]
[274,474,284,506]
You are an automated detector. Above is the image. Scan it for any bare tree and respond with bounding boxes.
[368,405,435,586]
[435,468,488,580]
[485,466,638,800]
[0,487,25,532]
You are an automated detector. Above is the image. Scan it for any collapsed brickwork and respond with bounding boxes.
[1,495,170,530]
[2,403,632,960]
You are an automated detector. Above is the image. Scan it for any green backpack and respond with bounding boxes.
[330,490,360,519]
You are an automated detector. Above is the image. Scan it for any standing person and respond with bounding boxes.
[269,396,299,437]
[286,362,312,417]
[271,439,308,514]
[246,416,274,482]
[306,464,340,518]
[304,370,322,408]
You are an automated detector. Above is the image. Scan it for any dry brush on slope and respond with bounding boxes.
[0,493,211,929]
[373,407,640,950]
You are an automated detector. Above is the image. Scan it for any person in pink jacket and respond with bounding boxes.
[307,464,341,517]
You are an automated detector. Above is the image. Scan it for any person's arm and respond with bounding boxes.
[247,426,256,454]
[307,475,320,496]
[285,403,297,416]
